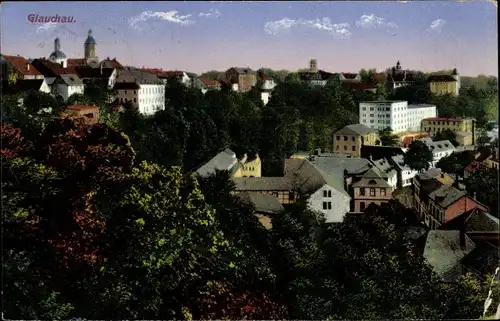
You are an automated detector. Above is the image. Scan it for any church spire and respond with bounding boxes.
[88,29,92,37]
[55,38,61,52]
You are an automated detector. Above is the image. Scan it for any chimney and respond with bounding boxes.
[459,226,466,250]
[26,63,30,71]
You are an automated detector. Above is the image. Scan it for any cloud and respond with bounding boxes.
[199,8,221,18]
[36,22,58,33]
[129,10,194,29]
[356,14,397,29]
[428,19,446,32]
[264,17,351,39]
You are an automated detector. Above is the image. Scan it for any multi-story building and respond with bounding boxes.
[421,116,476,146]
[412,172,488,230]
[359,100,436,133]
[114,68,165,115]
[351,168,393,212]
[369,157,398,190]
[193,149,262,178]
[224,67,257,92]
[231,157,351,223]
[418,137,456,168]
[391,154,419,188]
[333,124,379,156]
[427,69,460,96]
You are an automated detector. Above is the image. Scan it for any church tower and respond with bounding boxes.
[84,29,98,64]
[309,58,318,72]
[49,37,67,67]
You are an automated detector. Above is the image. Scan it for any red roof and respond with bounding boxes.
[1,54,42,77]
[465,160,482,173]
[31,58,77,76]
[66,105,98,112]
[102,57,123,69]
[164,70,185,77]
[67,58,88,67]
[423,117,464,122]
[198,77,219,86]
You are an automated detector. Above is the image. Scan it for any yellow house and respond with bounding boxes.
[421,116,475,146]
[424,168,455,185]
[427,69,460,96]
[232,154,262,178]
[333,124,379,157]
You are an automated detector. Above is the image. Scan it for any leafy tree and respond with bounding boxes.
[477,131,493,148]
[378,127,400,146]
[66,93,93,106]
[436,151,474,177]
[433,129,459,146]
[404,140,433,171]
[464,167,499,218]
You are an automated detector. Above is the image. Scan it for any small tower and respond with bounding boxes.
[452,68,460,95]
[84,29,98,64]
[49,37,67,68]
[309,58,318,73]
[396,60,401,70]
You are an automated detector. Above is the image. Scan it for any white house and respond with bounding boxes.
[307,183,351,222]
[114,68,165,115]
[260,73,276,105]
[419,137,456,168]
[369,157,398,190]
[52,74,85,101]
[391,154,418,187]
[359,100,437,133]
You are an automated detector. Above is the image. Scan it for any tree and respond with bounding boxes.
[404,140,433,171]
[433,129,459,147]
[378,127,400,146]
[477,131,492,148]
[464,167,499,218]
[66,93,93,106]
[436,151,474,177]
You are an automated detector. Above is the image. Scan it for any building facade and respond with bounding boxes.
[427,69,460,96]
[421,116,475,146]
[224,67,257,92]
[333,124,379,156]
[359,100,437,133]
[351,168,393,212]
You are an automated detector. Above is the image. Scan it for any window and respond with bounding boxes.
[328,190,332,197]
[323,190,328,197]
[134,90,137,94]
[352,136,356,141]
[344,136,348,141]
[325,202,332,210]
[362,107,366,111]
[344,146,347,150]
[125,90,127,94]
[352,146,356,151]
[336,136,340,140]
[336,145,339,150]
[360,188,365,196]
[360,202,366,211]
[323,202,328,210]
[381,189,386,196]
[84,113,93,118]
[133,98,137,103]
[370,188,376,196]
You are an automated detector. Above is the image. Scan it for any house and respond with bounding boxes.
[1,79,51,95]
[298,70,335,87]
[258,72,276,105]
[439,208,500,244]
[341,81,378,93]
[427,69,460,97]
[482,148,499,170]
[464,148,499,177]
[333,123,379,156]
[418,138,456,168]
[1,54,44,80]
[386,61,416,89]
[360,145,405,161]
[193,149,262,178]
[52,74,85,101]
[421,230,476,282]
[64,105,99,125]
[100,57,124,69]
[30,58,78,90]
[412,173,489,229]
[237,191,284,229]
[232,158,351,223]
[391,154,419,188]
[197,77,221,93]
[333,72,362,82]
[369,157,398,190]
[114,68,165,115]
[74,65,117,89]
[163,71,192,86]
[421,116,475,146]
[399,132,431,148]
[224,67,257,92]
[351,168,393,212]
[422,168,455,185]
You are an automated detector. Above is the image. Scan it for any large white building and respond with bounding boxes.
[359,100,437,133]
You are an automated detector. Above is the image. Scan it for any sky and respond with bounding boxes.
[1,1,498,76]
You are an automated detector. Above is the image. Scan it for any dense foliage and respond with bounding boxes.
[2,71,498,319]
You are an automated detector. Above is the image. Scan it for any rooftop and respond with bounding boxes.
[335,123,377,136]
[360,100,406,104]
[238,191,284,214]
[195,149,238,177]
[1,54,42,76]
